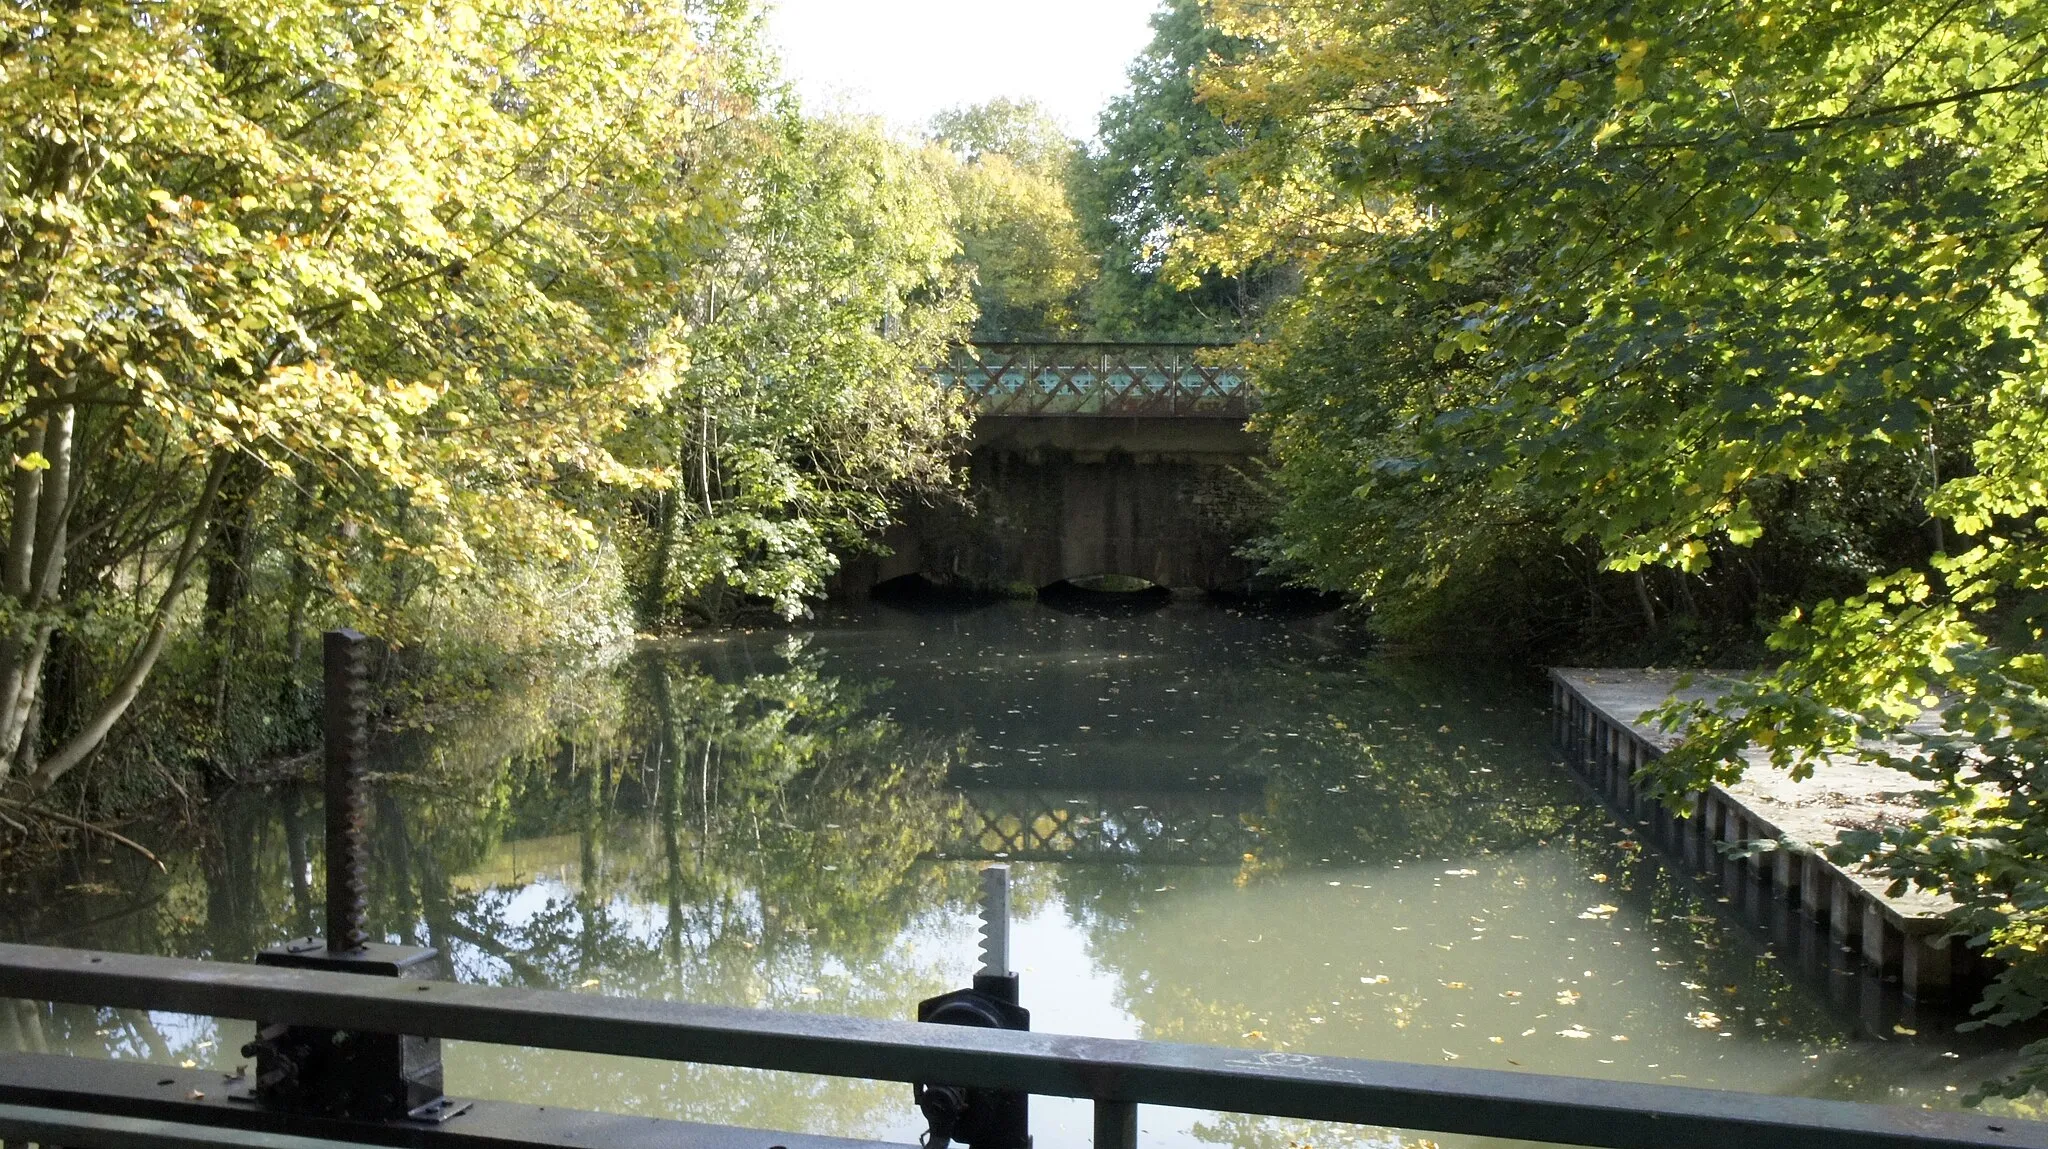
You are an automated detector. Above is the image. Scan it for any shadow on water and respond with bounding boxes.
[869,573,1017,611]
[1549,754,2042,1071]
[1038,576,1173,615]
[1203,585,1349,618]
[1,601,2041,1145]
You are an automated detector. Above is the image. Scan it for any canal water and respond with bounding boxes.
[0,600,2029,1146]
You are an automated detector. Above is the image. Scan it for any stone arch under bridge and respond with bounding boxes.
[833,342,1271,595]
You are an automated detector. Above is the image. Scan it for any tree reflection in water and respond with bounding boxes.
[0,637,977,1138]
[0,608,2029,1148]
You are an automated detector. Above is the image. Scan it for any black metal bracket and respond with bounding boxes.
[242,939,447,1120]
[915,974,1031,1149]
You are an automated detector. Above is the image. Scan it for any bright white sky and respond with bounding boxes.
[763,0,1162,141]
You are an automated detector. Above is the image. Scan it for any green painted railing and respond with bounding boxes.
[938,340,1250,417]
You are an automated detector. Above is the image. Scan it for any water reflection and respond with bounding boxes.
[0,602,2032,1146]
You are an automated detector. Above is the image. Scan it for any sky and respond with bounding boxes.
[763,0,1162,141]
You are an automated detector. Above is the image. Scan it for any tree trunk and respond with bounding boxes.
[23,452,228,794]
[0,402,74,785]
[202,454,267,745]
[639,490,675,627]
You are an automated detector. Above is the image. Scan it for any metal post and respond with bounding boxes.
[245,629,452,1122]
[323,629,371,953]
[979,866,1012,979]
[916,865,1029,1149]
[1095,1099,1138,1149]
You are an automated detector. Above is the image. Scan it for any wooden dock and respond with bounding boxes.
[1550,668,1963,998]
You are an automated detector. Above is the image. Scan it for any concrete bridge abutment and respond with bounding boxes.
[836,415,1270,596]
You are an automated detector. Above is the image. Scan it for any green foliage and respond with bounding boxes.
[930,98,1076,171]
[929,100,1097,338]
[0,0,745,796]
[628,110,974,625]
[1189,0,2048,1091]
[1072,0,1281,338]
[0,0,981,803]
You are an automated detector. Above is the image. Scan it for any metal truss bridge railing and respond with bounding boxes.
[936,340,1250,418]
[935,789,1260,864]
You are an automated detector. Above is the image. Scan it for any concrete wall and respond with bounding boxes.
[834,416,1271,594]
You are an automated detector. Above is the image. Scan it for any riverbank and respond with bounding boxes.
[1553,669,1969,1000]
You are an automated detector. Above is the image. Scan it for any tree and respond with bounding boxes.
[0,0,741,797]
[628,110,974,624]
[1191,0,2048,1089]
[930,98,1075,172]
[1073,0,1279,338]
[929,99,1096,338]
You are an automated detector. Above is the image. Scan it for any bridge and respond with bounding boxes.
[935,340,1250,419]
[836,341,1269,596]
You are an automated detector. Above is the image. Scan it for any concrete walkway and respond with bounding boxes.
[1551,668,1961,997]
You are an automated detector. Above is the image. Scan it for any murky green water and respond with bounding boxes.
[0,601,2026,1146]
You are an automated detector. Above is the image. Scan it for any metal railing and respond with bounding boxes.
[938,790,1258,863]
[2,940,2043,1149]
[937,341,1250,418]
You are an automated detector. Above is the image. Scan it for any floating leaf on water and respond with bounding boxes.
[1444,981,1469,989]
[1500,990,1522,998]
[1555,990,1581,1004]
[1687,1011,1723,1029]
